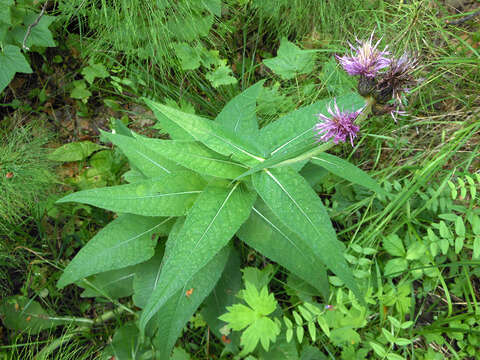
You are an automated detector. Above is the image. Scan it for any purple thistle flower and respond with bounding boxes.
[375,52,419,105]
[336,32,390,78]
[315,100,362,146]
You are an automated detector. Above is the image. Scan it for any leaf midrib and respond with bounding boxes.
[264,170,325,239]
[134,149,171,174]
[77,191,203,201]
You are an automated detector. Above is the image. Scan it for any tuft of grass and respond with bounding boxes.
[0,120,55,235]
[1,327,102,360]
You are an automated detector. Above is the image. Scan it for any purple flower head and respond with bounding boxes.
[336,32,390,78]
[375,52,419,105]
[315,100,362,146]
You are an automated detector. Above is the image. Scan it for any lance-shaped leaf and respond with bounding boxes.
[144,101,265,165]
[134,218,186,311]
[215,80,265,137]
[139,182,256,333]
[57,215,173,288]
[202,248,243,352]
[136,137,248,179]
[311,153,386,195]
[252,167,360,300]
[144,97,195,141]
[102,131,184,177]
[57,172,205,216]
[102,323,151,360]
[237,199,329,299]
[79,265,136,299]
[151,245,231,358]
[259,92,364,155]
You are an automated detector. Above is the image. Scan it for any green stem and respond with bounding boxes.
[270,142,333,169]
[34,307,127,360]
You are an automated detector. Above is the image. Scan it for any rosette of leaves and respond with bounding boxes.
[0,0,56,94]
[56,81,384,357]
[0,122,54,233]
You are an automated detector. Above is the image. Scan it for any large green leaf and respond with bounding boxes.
[48,141,106,162]
[136,136,248,179]
[202,248,243,352]
[144,97,196,141]
[57,172,205,216]
[139,182,256,333]
[259,92,364,155]
[102,132,184,177]
[237,199,329,299]
[79,265,136,299]
[0,0,13,25]
[0,45,32,94]
[215,81,264,137]
[152,245,231,358]
[57,215,172,288]
[102,323,151,360]
[143,100,265,165]
[11,13,56,48]
[252,167,360,299]
[133,245,165,309]
[311,153,386,195]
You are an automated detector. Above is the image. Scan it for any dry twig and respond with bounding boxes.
[22,1,48,51]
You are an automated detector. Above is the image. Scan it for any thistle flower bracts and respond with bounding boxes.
[375,52,419,105]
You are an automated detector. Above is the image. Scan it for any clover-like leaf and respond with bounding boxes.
[383,234,405,257]
[81,62,109,84]
[173,42,201,70]
[219,282,280,354]
[242,283,277,316]
[206,60,237,87]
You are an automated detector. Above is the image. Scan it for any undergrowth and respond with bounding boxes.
[1,0,480,359]
[0,119,54,234]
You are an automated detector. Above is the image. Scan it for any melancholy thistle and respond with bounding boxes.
[374,52,419,105]
[335,32,419,122]
[315,100,361,147]
[335,32,390,97]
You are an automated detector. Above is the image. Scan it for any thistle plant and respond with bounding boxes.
[49,31,419,357]
[336,32,419,122]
